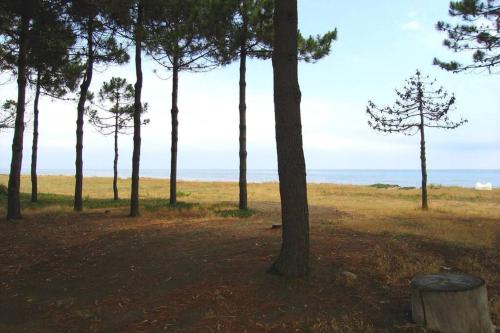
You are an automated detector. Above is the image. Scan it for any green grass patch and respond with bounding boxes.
[143,199,198,212]
[0,190,200,213]
[215,208,255,218]
[176,190,192,197]
[369,183,400,189]
[0,184,7,195]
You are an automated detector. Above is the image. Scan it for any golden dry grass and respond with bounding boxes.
[1,174,498,248]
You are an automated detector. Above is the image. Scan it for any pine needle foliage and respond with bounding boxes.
[435,0,500,73]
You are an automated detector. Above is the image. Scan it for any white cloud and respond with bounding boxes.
[402,20,422,31]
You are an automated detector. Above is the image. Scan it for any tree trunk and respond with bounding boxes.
[74,21,95,212]
[411,273,494,332]
[268,0,310,277]
[419,126,428,210]
[169,60,179,206]
[418,86,428,210]
[130,1,143,217]
[238,41,248,210]
[7,13,29,220]
[113,111,119,201]
[31,71,41,203]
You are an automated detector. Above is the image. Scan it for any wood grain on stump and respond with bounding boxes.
[410,273,494,333]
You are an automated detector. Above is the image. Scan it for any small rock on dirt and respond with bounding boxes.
[342,271,357,280]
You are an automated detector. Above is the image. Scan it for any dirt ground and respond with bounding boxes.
[0,176,499,332]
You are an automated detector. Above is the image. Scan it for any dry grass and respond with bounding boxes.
[1,174,499,248]
[0,174,499,332]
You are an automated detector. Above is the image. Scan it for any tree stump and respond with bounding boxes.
[410,273,495,333]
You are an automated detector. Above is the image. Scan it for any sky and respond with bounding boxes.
[0,0,499,173]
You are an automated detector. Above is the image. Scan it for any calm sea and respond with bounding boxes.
[3,169,499,188]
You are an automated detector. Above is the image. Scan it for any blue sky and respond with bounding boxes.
[1,0,499,172]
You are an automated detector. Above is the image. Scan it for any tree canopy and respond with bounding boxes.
[367,71,467,135]
[87,77,147,135]
[435,0,500,73]
[0,99,16,132]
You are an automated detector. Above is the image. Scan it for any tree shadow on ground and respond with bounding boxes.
[0,205,498,332]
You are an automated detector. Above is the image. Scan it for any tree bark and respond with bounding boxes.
[418,84,428,210]
[7,13,30,220]
[238,39,248,210]
[130,1,143,217]
[31,71,41,203]
[169,59,179,206]
[113,111,119,201]
[268,0,310,277]
[74,20,95,212]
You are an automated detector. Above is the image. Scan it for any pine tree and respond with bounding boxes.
[0,0,46,219]
[219,0,336,210]
[68,0,129,212]
[146,0,229,206]
[435,0,500,73]
[27,7,76,203]
[105,0,159,216]
[367,70,467,209]
[268,0,310,277]
[87,77,149,200]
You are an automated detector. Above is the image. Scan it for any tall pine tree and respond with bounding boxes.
[68,0,128,212]
[269,0,310,277]
[0,0,64,219]
[146,0,230,206]
[28,6,76,202]
[105,0,160,216]
[219,0,336,210]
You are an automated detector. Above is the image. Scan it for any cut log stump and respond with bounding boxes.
[410,273,495,333]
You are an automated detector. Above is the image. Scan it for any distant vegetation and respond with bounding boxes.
[369,183,400,189]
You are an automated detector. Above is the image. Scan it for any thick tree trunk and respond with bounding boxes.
[238,42,247,210]
[418,88,428,210]
[31,72,41,203]
[113,112,119,201]
[130,1,143,217]
[268,0,310,277]
[74,21,94,212]
[7,13,30,220]
[169,61,179,206]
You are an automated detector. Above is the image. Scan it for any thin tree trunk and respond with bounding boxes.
[419,129,428,209]
[113,111,119,201]
[31,71,41,203]
[130,1,143,217]
[238,38,248,210]
[169,60,179,206]
[74,20,94,212]
[268,0,310,277]
[413,75,430,210]
[419,98,428,210]
[7,13,30,220]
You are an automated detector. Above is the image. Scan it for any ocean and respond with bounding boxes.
[3,169,499,188]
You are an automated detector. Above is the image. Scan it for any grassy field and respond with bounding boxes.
[0,174,499,332]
